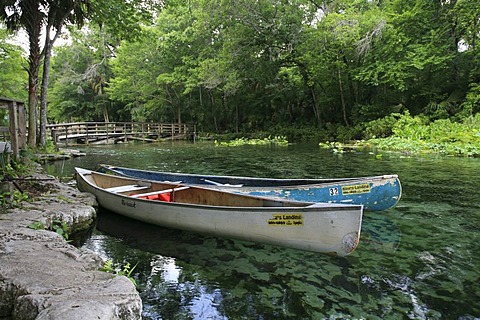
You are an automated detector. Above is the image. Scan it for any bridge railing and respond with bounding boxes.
[47,122,195,146]
[0,97,26,160]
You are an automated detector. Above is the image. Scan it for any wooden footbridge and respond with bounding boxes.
[47,122,196,146]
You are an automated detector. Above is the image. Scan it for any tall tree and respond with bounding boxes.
[39,0,91,146]
[50,0,158,123]
[49,34,108,122]
[1,0,45,147]
[50,27,119,122]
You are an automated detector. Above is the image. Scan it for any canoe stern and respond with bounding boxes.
[341,231,361,255]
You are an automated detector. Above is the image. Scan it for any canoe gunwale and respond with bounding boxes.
[99,164,398,186]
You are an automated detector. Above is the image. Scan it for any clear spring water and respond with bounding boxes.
[43,141,480,319]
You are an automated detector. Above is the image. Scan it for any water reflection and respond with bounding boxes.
[145,255,228,320]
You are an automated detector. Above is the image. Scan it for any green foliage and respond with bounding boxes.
[461,83,480,117]
[322,112,480,157]
[364,113,403,139]
[366,113,480,156]
[100,260,138,287]
[52,219,70,241]
[1,163,15,181]
[28,219,70,241]
[90,0,156,43]
[1,154,36,181]
[325,123,363,142]
[34,139,57,154]
[391,111,428,140]
[272,125,331,142]
[49,27,116,122]
[0,26,27,101]
[0,189,29,208]
[28,221,46,230]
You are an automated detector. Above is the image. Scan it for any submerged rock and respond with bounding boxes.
[34,149,86,163]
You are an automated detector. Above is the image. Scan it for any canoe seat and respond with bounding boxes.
[131,186,190,202]
[105,184,149,193]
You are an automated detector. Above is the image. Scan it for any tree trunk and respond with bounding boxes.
[208,90,218,131]
[235,100,239,133]
[337,63,350,126]
[173,87,181,124]
[27,21,42,148]
[40,5,74,147]
[309,85,321,126]
[297,62,321,127]
[40,27,53,147]
[103,105,110,122]
[177,104,182,124]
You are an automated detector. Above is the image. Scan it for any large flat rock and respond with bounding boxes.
[0,170,142,319]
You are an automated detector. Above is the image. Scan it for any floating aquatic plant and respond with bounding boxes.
[215,136,289,147]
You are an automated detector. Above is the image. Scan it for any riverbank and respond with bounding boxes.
[0,164,142,319]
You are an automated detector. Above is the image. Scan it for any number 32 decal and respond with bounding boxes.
[329,187,339,196]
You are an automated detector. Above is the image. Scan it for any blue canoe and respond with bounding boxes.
[98,165,402,211]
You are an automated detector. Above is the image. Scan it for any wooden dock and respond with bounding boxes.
[47,122,196,146]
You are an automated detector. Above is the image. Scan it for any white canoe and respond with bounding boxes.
[75,168,363,256]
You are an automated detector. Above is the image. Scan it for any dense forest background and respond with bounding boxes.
[1,0,479,141]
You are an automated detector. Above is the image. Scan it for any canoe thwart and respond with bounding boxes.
[131,186,190,199]
[105,184,149,193]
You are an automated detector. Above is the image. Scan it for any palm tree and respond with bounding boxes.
[1,0,44,147]
[0,0,91,147]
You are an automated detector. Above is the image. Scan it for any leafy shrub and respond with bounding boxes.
[391,112,429,139]
[28,219,70,241]
[460,83,480,117]
[322,111,480,157]
[334,124,363,142]
[368,112,480,156]
[364,113,402,139]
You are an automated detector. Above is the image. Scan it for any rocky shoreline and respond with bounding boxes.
[0,166,142,319]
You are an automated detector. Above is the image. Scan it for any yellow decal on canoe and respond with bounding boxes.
[342,183,371,195]
[267,213,303,226]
